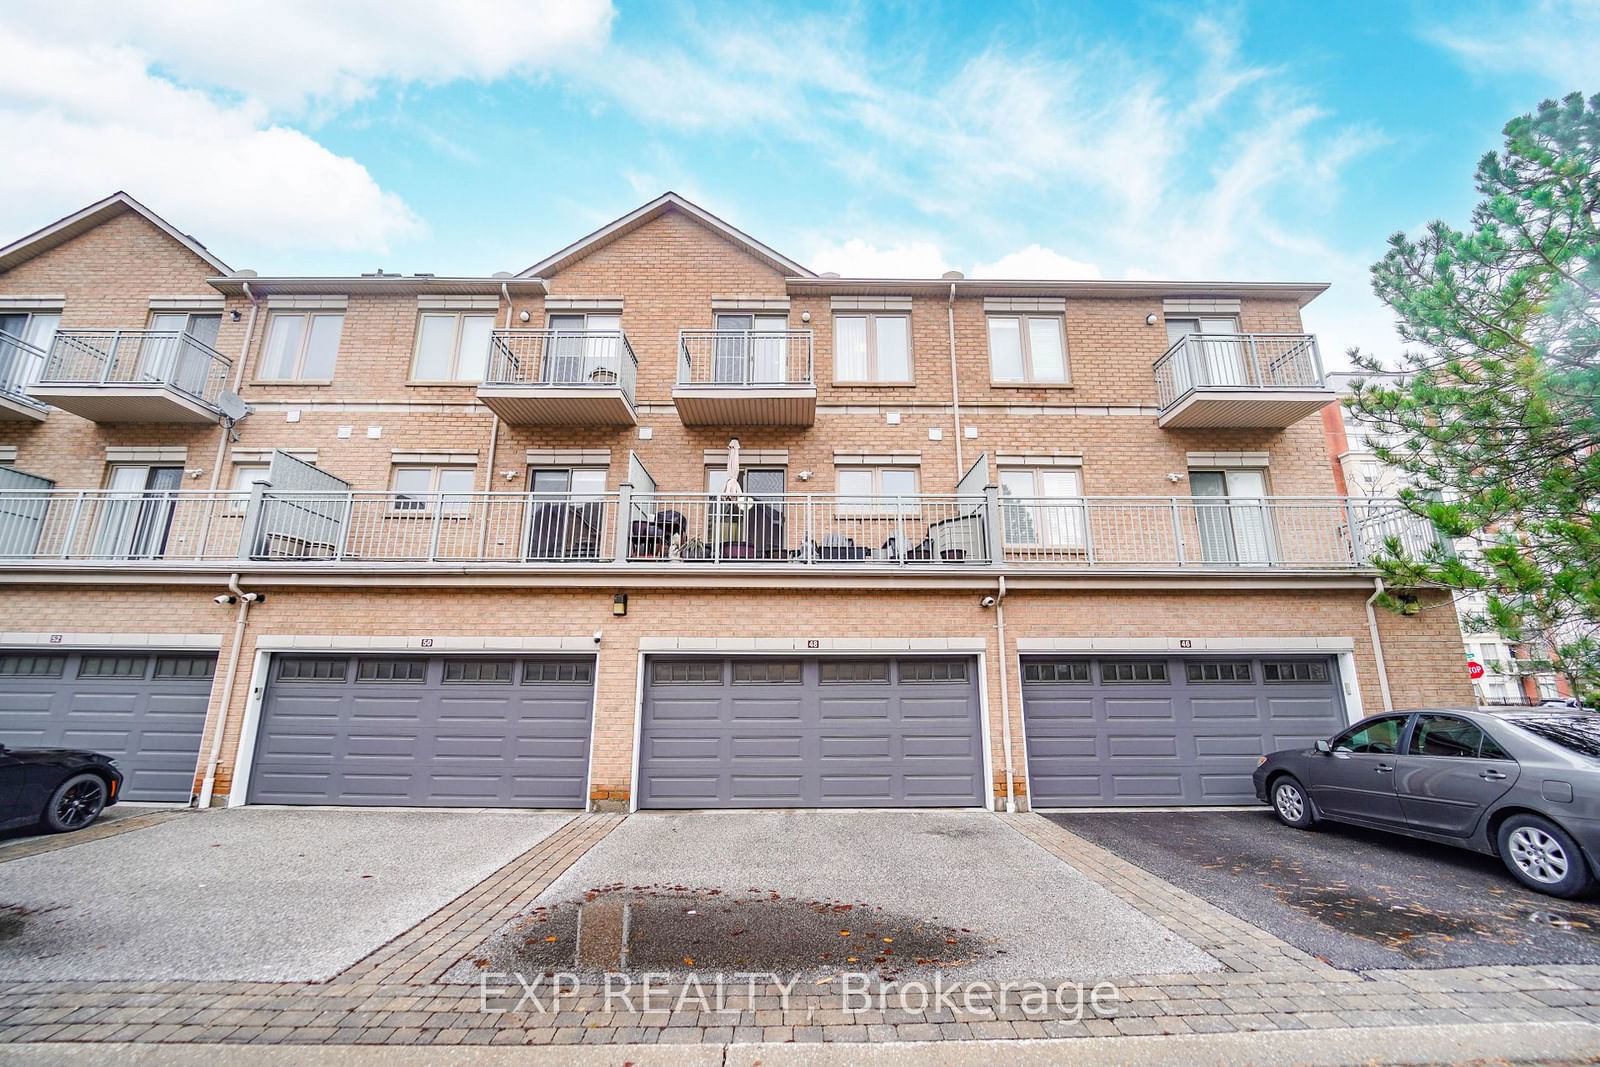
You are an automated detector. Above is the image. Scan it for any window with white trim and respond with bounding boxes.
[226,463,270,515]
[998,467,1083,548]
[836,466,919,514]
[412,312,495,382]
[259,312,343,380]
[834,313,910,383]
[391,465,476,514]
[988,315,1067,384]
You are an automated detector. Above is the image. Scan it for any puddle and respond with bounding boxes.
[465,884,993,979]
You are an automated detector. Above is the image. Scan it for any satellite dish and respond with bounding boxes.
[217,390,251,423]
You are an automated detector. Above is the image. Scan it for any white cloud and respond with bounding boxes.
[809,239,951,278]
[0,3,612,260]
[1424,0,1600,87]
[973,246,1100,280]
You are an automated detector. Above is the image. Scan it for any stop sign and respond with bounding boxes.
[1467,661,1485,680]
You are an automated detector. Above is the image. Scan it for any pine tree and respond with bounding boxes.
[1345,91,1600,705]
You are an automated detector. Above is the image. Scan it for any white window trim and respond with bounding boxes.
[226,463,271,516]
[998,466,1085,549]
[833,312,913,385]
[835,465,921,516]
[987,313,1070,386]
[410,311,496,383]
[257,310,344,382]
[389,464,478,515]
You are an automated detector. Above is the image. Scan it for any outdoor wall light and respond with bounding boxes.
[1146,313,1159,325]
[800,310,812,322]
[519,309,531,322]
[612,592,628,617]
[230,309,242,322]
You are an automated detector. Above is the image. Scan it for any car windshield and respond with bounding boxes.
[1505,715,1600,759]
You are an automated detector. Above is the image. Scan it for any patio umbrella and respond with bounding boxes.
[719,438,743,498]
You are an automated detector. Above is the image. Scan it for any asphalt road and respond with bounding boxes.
[1049,809,1600,970]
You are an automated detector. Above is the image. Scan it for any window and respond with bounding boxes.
[545,312,622,384]
[1101,659,1169,683]
[820,660,890,683]
[1507,716,1600,758]
[444,659,514,684]
[531,468,608,498]
[0,310,59,388]
[276,656,347,682]
[1262,660,1330,683]
[732,660,802,684]
[391,466,476,515]
[355,658,427,683]
[1538,676,1560,699]
[79,654,147,678]
[412,312,495,382]
[1186,660,1252,683]
[1407,714,1510,760]
[1333,716,1403,755]
[1022,659,1090,683]
[652,660,722,684]
[998,468,1083,548]
[836,467,919,513]
[0,654,65,677]
[898,658,968,683]
[154,656,215,679]
[834,313,910,383]
[260,312,343,380]
[522,660,593,684]
[988,315,1067,384]
[711,313,791,384]
[227,463,270,515]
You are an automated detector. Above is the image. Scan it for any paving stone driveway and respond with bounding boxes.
[0,812,1598,1049]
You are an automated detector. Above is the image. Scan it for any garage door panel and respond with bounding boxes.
[639,655,984,809]
[248,656,593,808]
[1023,655,1345,807]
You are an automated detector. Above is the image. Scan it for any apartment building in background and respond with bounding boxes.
[0,191,1474,813]
[1323,371,1567,706]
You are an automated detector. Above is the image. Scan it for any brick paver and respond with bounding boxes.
[3,810,1600,1047]
[0,809,189,864]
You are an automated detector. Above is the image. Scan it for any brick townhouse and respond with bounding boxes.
[0,191,1474,814]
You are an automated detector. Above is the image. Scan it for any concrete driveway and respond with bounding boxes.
[452,811,1220,982]
[1051,809,1600,969]
[0,808,572,982]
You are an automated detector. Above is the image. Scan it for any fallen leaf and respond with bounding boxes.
[839,930,851,937]
[683,956,695,966]
[545,936,559,943]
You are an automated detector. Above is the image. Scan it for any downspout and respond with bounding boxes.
[994,575,1016,813]
[948,282,964,479]
[198,574,256,808]
[482,282,511,494]
[207,281,260,491]
[1366,577,1394,713]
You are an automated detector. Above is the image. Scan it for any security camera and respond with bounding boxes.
[980,595,997,608]
[241,591,266,603]
[213,594,236,605]
[593,630,603,644]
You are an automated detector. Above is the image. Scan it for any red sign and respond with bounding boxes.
[1467,661,1485,680]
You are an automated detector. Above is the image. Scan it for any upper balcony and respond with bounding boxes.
[31,330,232,423]
[0,330,49,422]
[1153,333,1335,429]
[477,329,638,426]
[673,330,816,426]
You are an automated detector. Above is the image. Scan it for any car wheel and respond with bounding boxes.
[1498,814,1596,898]
[1270,775,1316,829]
[41,773,108,834]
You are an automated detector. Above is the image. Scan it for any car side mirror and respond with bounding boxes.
[1315,739,1332,754]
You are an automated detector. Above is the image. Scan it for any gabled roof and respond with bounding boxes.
[0,191,231,276]
[519,192,814,279]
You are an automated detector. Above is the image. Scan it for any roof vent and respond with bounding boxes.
[233,269,258,278]
[360,268,402,278]
[942,270,965,280]
[820,271,841,278]
[412,272,434,278]
[492,271,514,279]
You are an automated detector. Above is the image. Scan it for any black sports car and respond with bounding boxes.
[0,744,122,834]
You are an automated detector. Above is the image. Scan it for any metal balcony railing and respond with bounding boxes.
[677,330,814,387]
[0,489,1445,572]
[485,329,638,398]
[38,329,233,408]
[1153,333,1325,410]
[0,329,49,411]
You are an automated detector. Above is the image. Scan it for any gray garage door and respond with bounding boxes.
[248,654,594,808]
[0,648,216,802]
[1022,654,1347,807]
[638,656,984,809]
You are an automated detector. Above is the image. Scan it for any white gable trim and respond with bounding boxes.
[0,192,230,275]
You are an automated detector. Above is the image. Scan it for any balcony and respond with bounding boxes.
[0,487,1443,574]
[674,330,816,426]
[0,329,49,422]
[477,329,637,426]
[1153,333,1334,428]
[31,330,232,423]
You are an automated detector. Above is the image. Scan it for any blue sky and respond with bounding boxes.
[2,1,1596,364]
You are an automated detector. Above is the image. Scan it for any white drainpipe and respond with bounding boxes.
[995,575,1016,812]
[207,281,260,491]
[1366,576,1394,712]
[197,573,257,808]
[947,282,964,479]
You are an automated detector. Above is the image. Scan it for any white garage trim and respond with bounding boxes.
[629,644,994,813]
[0,632,223,649]
[226,643,599,809]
